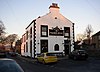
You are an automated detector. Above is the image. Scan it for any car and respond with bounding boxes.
[0,50,6,58]
[37,53,58,64]
[0,58,24,72]
[9,52,17,56]
[69,49,88,60]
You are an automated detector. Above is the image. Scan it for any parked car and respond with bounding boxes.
[0,58,24,72]
[37,53,58,64]
[69,49,88,60]
[0,50,6,58]
[9,52,17,56]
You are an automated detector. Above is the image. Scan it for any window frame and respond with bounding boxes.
[54,44,59,51]
[64,27,70,38]
[98,35,100,40]
[26,42,28,52]
[41,25,48,37]
[30,27,32,38]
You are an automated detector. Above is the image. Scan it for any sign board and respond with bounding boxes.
[49,26,63,36]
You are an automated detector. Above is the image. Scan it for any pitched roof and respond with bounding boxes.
[92,31,100,37]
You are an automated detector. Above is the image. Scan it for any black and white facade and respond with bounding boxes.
[21,3,75,58]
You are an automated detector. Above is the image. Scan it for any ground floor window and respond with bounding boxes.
[54,44,59,51]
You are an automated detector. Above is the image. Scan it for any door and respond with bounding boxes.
[41,40,48,53]
[30,40,32,57]
[64,40,70,55]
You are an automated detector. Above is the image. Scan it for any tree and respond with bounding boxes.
[6,34,18,50]
[85,24,93,45]
[15,39,21,54]
[0,20,6,36]
[76,34,87,41]
[0,35,6,44]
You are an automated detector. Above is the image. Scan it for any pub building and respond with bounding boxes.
[21,3,75,58]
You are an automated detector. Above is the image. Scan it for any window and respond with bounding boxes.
[26,42,28,52]
[98,41,100,48]
[41,25,48,37]
[24,35,26,42]
[46,53,55,56]
[99,44,100,48]
[24,45,25,52]
[30,40,32,53]
[30,27,32,38]
[54,44,59,51]
[41,53,44,57]
[22,36,24,43]
[26,31,28,39]
[64,27,70,38]
[98,35,100,40]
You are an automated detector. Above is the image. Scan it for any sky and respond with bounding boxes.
[0,0,100,40]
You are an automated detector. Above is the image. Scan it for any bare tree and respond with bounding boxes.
[0,35,6,44]
[6,34,18,49]
[76,34,87,41]
[85,24,93,45]
[0,20,6,36]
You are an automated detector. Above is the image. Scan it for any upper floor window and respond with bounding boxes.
[22,35,26,42]
[24,44,25,52]
[30,27,32,38]
[64,27,70,38]
[98,35,100,40]
[26,42,28,52]
[26,31,28,39]
[41,25,48,37]
[24,35,26,42]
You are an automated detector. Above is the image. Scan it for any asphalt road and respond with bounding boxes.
[12,56,100,72]
[12,56,62,72]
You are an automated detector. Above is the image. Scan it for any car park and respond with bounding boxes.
[69,49,88,60]
[0,58,24,72]
[37,53,58,64]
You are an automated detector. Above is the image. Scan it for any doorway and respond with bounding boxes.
[30,40,32,57]
[64,40,70,55]
[41,40,48,53]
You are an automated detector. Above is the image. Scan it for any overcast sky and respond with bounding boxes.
[0,0,100,40]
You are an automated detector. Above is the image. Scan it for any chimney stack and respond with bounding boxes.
[49,3,60,13]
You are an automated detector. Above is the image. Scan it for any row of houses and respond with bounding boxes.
[92,31,100,50]
[0,39,21,54]
[76,31,100,56]
[82,31,100,50]
[21,3,75,58]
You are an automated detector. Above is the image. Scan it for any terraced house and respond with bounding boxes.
[92,31,100,50]
[21,3,75,58]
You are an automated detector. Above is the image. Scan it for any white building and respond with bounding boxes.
[21,33,26,56]
[21,3,75,58]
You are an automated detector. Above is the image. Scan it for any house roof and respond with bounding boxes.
[25,3,73,29]
[26,19,36,29]
[92,31,100,37]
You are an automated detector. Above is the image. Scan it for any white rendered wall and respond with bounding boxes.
[35,9,74,54]
[23,7,74,57]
